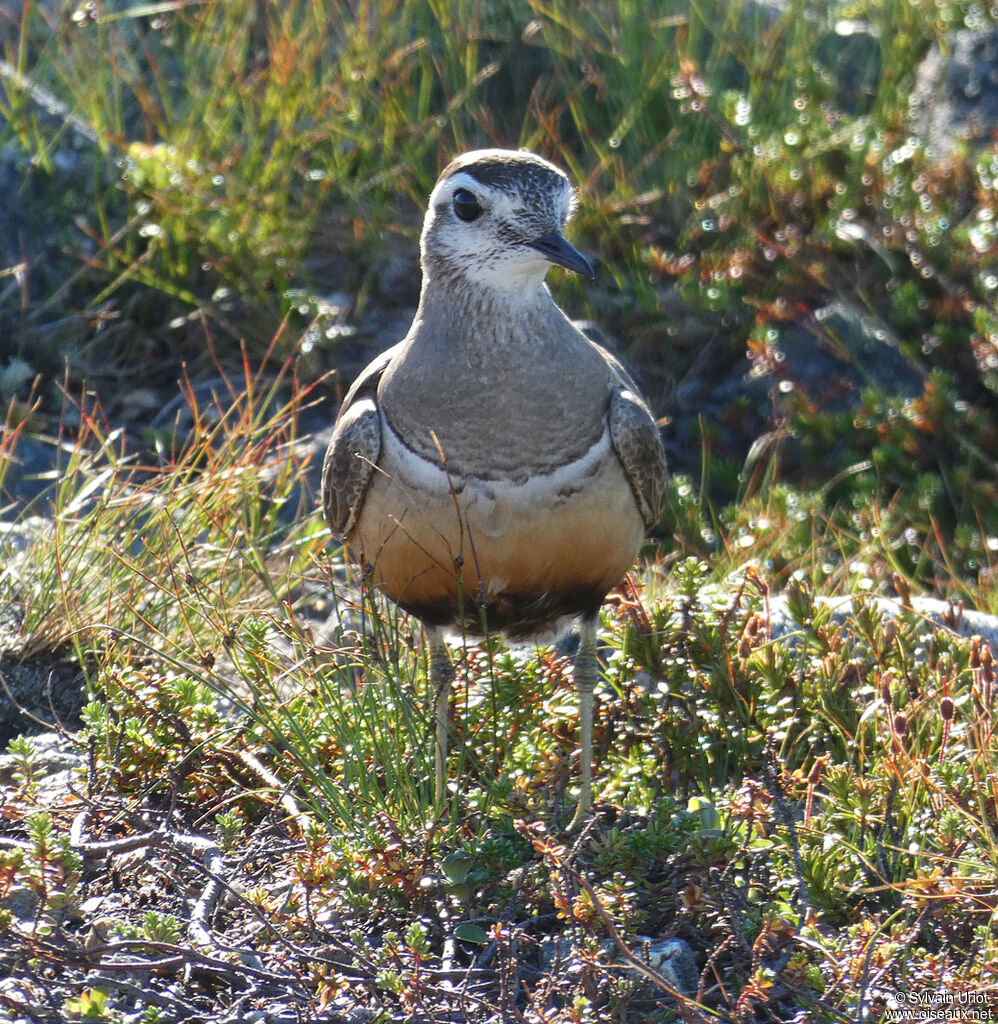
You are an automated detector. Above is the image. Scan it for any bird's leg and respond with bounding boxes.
[428,627,454,809]
[568,616,598,831]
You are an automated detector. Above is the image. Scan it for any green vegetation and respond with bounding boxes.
[0,0,996,1020]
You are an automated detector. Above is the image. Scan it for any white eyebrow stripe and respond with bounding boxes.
[444,171,486,195]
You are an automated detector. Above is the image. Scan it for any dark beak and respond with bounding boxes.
[525,231,596,279]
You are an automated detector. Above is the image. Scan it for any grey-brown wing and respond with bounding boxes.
[321,346,397,541]
[608,384,668,531]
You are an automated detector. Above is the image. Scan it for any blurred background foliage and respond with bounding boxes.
[0,0,996,602]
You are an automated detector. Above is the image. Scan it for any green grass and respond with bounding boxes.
[1,355,996,1019]
[1,0,997,1020]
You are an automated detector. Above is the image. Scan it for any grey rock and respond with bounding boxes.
[0,434,65,511]
[619,936,700,996]
[770,592,998,652]
[0,623,87,746]
[912,28,998,157]
[538,935,574,970]
[0,730,83,799]
[0,515,54,553]
[1,885,40,925]
[773,301,925,409]
[0,976,46,1011]
[662,296,927,481]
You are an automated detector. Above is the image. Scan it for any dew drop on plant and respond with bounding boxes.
[609,137,620,149]
[783,130,800,146]
[969,227,991,253]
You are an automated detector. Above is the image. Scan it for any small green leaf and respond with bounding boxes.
[454,923,489,944]
[441,852,474,884]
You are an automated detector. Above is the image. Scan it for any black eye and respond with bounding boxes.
[452,188,482,222]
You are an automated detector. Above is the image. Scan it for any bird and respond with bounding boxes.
[321,148,667,828]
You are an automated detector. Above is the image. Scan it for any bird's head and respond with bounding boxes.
[419,148,595,293]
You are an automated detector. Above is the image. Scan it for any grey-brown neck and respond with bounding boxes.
[413,269,558,338]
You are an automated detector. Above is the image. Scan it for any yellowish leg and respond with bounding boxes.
[428,627,454,808]
[568,616,598,830]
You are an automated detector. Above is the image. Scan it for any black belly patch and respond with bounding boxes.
[397,586,607,640]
